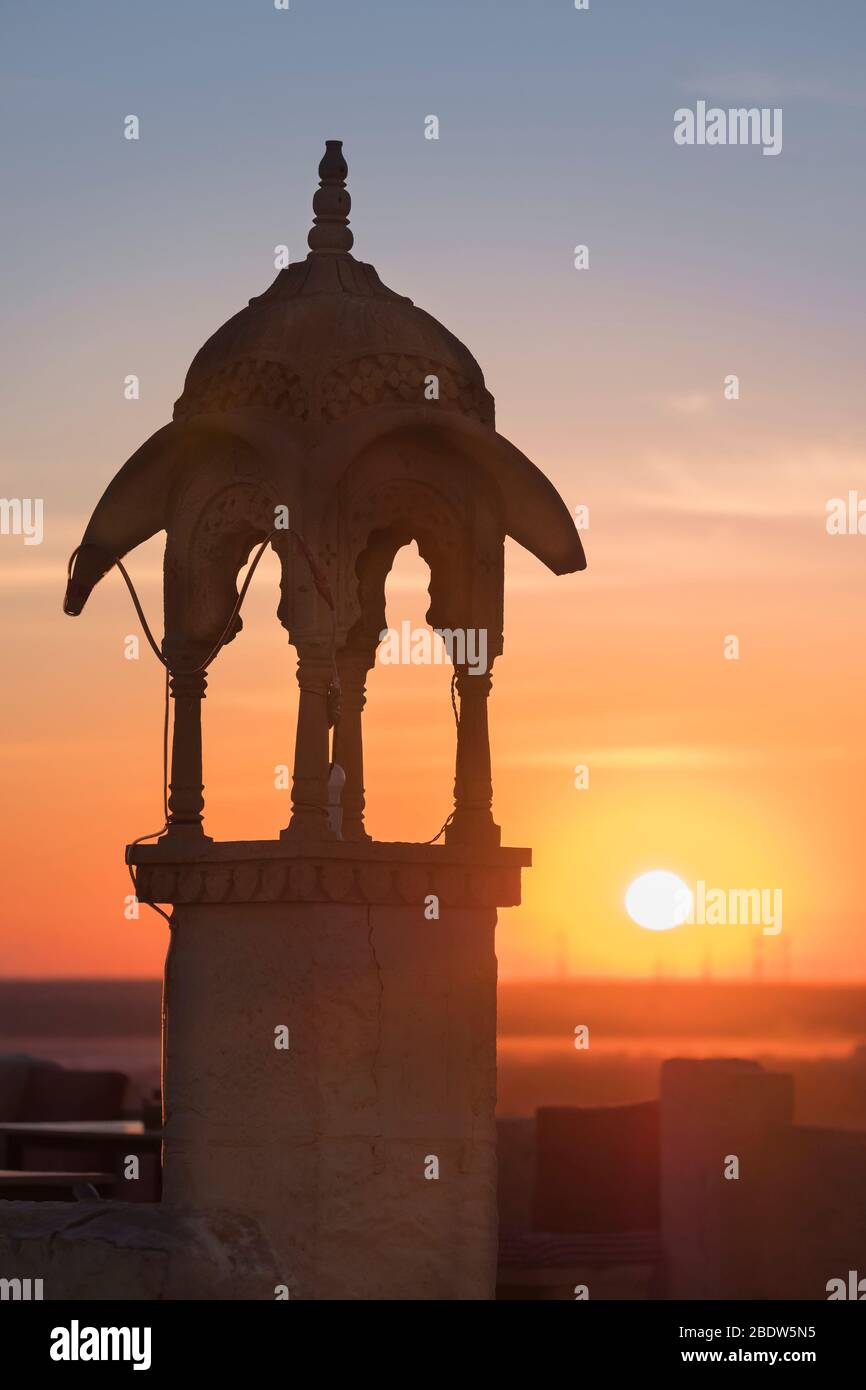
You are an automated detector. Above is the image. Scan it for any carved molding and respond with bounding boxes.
[132,849,525,909]
[192,481,278,564]
[319,354,494,425]
[164,477,283,644]
[176,359,308,421]
[174,353,493,427]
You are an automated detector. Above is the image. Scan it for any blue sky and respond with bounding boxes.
[3,0,865,523]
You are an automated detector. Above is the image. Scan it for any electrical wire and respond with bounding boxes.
[68,528,335,923]
[68,532,459,904]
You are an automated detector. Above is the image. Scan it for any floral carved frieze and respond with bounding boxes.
[133,850,525,909]
[320,353,494,425]
[175,353,494,426]
[175,359,309,420]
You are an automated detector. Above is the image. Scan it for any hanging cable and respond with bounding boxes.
[420,671,460,845]
[68,532,459,894]
[67,527,336,922]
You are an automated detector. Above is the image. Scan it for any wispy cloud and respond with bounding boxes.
[611,446,866,522]
[498,745,863,772]
[657,392,713,417]
[681,71,866,111]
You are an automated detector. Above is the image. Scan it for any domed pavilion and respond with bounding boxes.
[65,140,585,850]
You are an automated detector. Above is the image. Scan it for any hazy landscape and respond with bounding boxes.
[4,978,866,1129]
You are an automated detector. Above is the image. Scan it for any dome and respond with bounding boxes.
[174,142,494,430]
[63,140,584,625]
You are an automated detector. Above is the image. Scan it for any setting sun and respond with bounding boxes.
[625,870,693,932]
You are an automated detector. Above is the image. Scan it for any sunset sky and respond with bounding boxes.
[2,0,865,979]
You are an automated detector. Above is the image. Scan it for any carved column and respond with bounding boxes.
[166,657,210,842]
[446,668,501,848]
[333,649,373,841]
[282,648,335,840]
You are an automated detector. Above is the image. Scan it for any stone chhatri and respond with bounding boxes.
[64,139,584,849]
[57,143,586,1301]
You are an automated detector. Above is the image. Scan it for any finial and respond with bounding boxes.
[307,140,354,255]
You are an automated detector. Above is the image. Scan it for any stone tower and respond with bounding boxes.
[63,142,585,1299]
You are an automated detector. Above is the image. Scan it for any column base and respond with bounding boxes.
[160,822,213,848]
[129,837,530,1300]
[340,819,371,843]
[445,812,501,849]
[279,813,336,842]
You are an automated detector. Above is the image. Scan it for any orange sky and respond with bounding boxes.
[3,4,866,981]
[2,422,865,980]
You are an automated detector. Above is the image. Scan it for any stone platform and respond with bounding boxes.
[128,837,531,1300]
[130,838,531,911]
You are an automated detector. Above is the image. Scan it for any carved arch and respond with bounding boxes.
[164,452,287,655]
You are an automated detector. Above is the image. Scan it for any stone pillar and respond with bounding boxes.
[333,650,373,841]
[446,669,501,848]
[166,660,209,842]
[131,839,531,1300]
[283,647,334,840]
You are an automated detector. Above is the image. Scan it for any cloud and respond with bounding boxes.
[681,72,866,111]
[0,561,162,591]
[658,392,712,417]
[612,446,866,522]
[498,745,863,772]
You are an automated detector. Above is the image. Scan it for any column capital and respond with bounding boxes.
[169,668,208,700]
[295,651,336,690]
[455,667,493,698]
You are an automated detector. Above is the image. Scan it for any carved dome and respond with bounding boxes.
[174,143,494,429]
[63,139,584,627]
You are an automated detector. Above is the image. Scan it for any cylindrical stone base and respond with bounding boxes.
[160,892,499,1299]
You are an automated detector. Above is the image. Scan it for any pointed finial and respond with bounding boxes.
[307,140,354,254]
